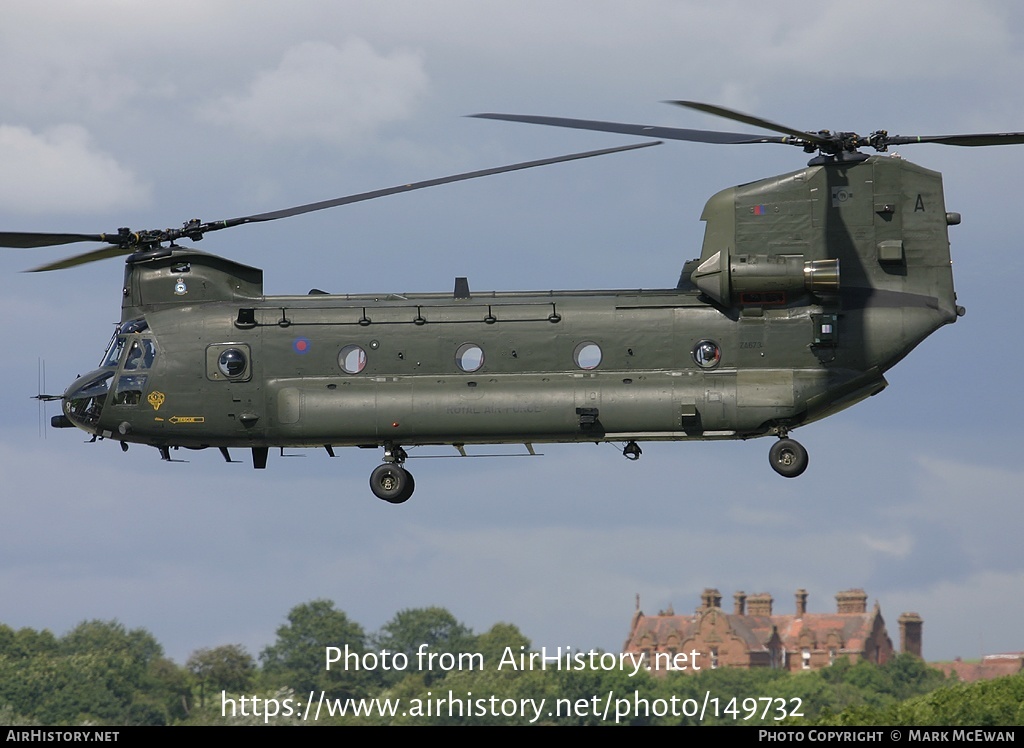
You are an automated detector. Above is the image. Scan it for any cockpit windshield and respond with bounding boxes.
[101,335,126,368]
[99,318,150,368]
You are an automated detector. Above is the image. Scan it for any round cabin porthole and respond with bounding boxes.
[217,348,248,378]
[692,339,722,369]
[339,345,367,374]
[573,341,602,370]
[456,343,484,373]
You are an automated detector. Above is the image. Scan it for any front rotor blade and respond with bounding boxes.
[210,141,662,230]
[28,244,131,272]
[0,231,115,249]
[469,113,784,145]
[10,142,660,270]
[885,132,1024,147]
[665,100,833,148]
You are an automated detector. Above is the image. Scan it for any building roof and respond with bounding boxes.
[936,654,1024,682]
[625,587,892,661]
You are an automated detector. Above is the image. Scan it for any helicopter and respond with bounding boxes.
[6,100,1024,504]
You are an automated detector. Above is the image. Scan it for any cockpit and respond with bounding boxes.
[63,318,158,431]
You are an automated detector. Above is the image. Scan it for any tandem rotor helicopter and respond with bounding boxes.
[7,100,1024,503]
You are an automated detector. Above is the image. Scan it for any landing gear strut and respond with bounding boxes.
[370,443,415,503]
[769,436,809,478]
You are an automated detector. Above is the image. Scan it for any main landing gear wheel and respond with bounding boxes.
[370,463,415,503]
[769,438,809,478]
[622,441,642,460]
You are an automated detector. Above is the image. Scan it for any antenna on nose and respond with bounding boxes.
[34,358,68,434]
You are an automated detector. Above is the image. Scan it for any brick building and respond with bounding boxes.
[624,587,922,673]
[936,654,1024,682]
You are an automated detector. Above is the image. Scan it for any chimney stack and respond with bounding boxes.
[700,588,722,611]
[734,591,747,615]
[795,588,808,617]
[747,593,773,616]
[835,589,868,614]
[898,612,923,658]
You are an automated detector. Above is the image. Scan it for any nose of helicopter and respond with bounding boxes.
[54,368,114,434]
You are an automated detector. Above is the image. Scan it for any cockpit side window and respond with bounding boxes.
[113,374,147,406]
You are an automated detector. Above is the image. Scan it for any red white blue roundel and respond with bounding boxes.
[293,337,311,354]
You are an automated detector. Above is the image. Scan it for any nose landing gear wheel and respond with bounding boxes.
[370,463,415,503]
[769,438,808,478]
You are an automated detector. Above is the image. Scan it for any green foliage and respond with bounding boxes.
[187,644,256,707]
[474,622,531,665]
[373,607,475,685]
[884,653,949,701]
[260,599,372,698]
[818,672,1024,726]
[0,703,37,727]
[635,666,796,726]
[0,625,58,659]
[0,620,185,725]
[146,656,192,722]
[60,620,162,664]
[804,654,950,720]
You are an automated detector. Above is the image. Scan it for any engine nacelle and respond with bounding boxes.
[691,250,839,306]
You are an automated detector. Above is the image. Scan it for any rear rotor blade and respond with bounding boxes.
[475,101,1024,156]
[469,112,784,145]
[884,132,1024,147]
[665,100,832,148]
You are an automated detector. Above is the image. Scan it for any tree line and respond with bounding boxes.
[0,599,1019,725]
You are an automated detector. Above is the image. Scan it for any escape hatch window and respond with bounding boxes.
[573,341,602,370]
[338,345,367,375]
[455,343,484,373]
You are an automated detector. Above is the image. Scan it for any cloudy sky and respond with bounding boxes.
[1,0,1022,667]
